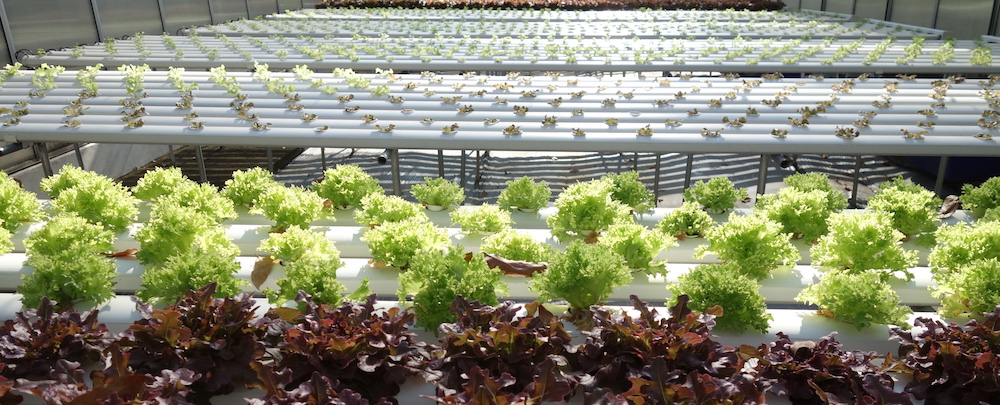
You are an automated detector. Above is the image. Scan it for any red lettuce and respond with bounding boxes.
[0,297,111,380]
[891,306,1000,405]
[270,293,430,404]
[579,295,765,404]
[116,283,284,404]
[426,296,578,404]
[756,332,910,405]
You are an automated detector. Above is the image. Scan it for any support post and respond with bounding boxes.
[460,149,467,188]
[320,147,327,171]
[683,154,695,190]
[168,145,177,166]
[653,154,662,204]
[89,0,105,41]
[73,143,84,169]
[32,143,53,178]
[633,152,638,172]
[266,147,274,172]
[437,150,445,178]
[207,0,218,25]
[156,0,169,34]
[934,156,949,197]
[475,150,481,186]
[850,155,863,208]
[195,145,208,183]
[389,149,401,196]
[245,0,253,19]
[756,154,769,197]
[0,0,16,64]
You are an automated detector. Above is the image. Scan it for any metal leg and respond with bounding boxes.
[653,154,662,204]
[320,147,327,171]
[437,150,445,178]
[756,154,769,198]
[168,145,177,166]
[195,145,208,183]
[683,153,695,190]
[389,149,401,196]
[850,155,863,208]
[475,150,481,186]
[73,143,85,169]
[460,149,467,188]
[633,152,638,172]
[266,147,274,172]
[934,156,949,197]
[32,143,54,178]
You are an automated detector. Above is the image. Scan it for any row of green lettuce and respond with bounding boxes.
[0,164,999,333]
[3,284,996,405]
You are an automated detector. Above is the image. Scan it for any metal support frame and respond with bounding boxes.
[195,145,208,183]
[632,152,638,172]
[885,0,894,22]
[653,154,662,203]
[320,147,327,171]
[208,0,218,25]
[991,0,1000,36]
[389,149,401,196]
[245,0,253,19]
[459,149,466,188]
[168,145,177,166]
[156,0,169,34]
[73,143,84,169]
[89,0,105,40]
[934,156,949,197]
[0,0,17,64]
[756,154,769,197]
[475,150,481,186]
[931,0,941,28]
[683,154,695,190]
[32,143,53,178]
[850,155,863,208]
[266,147,274,171]
[437,150,444,178]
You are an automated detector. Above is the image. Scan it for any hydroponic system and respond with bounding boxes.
[0,3,999,405]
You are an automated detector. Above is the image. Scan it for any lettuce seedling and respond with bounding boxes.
[222,167,279,208]
[929,221,1000,284]
[411,177,465,208]
[132,167,193,201]
[47,173,139,234]
[398,245,507,331]
[756,187,834,242]
[656,201,716,239]
[312,164,383,209]
[546,180,631,239]
[134,204,239,267]
[783,172,848,211]
[479,228,553,263]
[603,171,656,212]
[529,240,630,321]
[599,219,675,275]
[683,177,747,214]
[960,175,1000,218]
[867,176,940,244]
[497,176,551,212]
[0,171,42,231]
[796,269,912,330]
[450,203,513,233]
[39,165,108,198]
[811,211,918,281]
[668,263,772,333]
[933,258,1000,319]
[251,184,331,231]
[361,217,450,268]
[695,213,799,280]
[354,193,427,227]
[137,248,245,305]
[20,214,117,309]
[259,225,339,263]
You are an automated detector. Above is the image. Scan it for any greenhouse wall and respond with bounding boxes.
[94,0,164,40]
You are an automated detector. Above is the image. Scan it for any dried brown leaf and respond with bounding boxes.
[252,256,276,289]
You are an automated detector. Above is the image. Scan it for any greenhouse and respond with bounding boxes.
[1,0,999,403]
